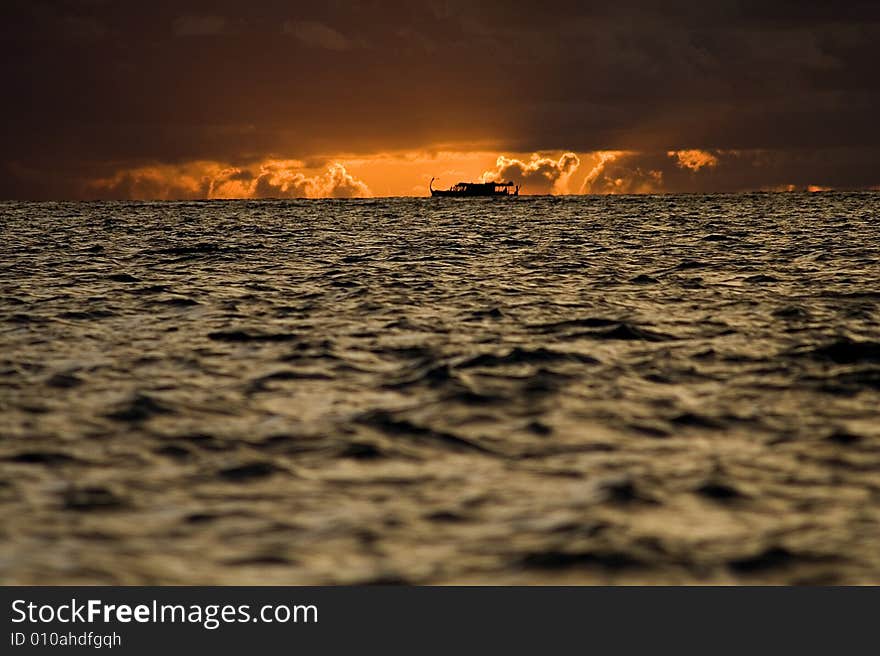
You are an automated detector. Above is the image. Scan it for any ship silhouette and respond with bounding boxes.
[430,178,519,197]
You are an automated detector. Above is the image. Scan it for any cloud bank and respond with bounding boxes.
[70,147,868,199]
[480,153,581,194]
[90,161,371,200]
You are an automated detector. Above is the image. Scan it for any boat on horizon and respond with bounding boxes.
[430,178,519,197]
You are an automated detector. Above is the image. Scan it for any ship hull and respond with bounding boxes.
[430,189,518,197]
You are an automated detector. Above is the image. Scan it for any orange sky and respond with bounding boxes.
[87,149,846,200]
[85,151,648,199]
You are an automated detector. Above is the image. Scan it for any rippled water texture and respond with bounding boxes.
[2,193,879,584]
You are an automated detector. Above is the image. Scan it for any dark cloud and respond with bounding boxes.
[0,1,878,198]
[173,15,227,37]
[282,20,352,50]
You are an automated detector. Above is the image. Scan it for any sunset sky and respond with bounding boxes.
[2,1,879,199]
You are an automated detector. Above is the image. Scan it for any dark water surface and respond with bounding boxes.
[2,193,879,584]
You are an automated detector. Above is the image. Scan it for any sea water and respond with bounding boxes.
[1,193,879,583]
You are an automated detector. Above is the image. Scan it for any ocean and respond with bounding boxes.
[1,192,879,584]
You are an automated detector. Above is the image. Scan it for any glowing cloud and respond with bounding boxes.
[90,161,370,200]
[579,151,625,192]
[579,151,664,194]
[668,149,719,172]
[480,152,580,194]
[252,161,370,198]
